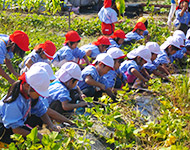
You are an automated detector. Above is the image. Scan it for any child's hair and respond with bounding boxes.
[3,80,21,103]
[113,37,121,45]
[6,40,25,58]
[35,48,44,57]
[94,61,106,67]
[3,80,39,107]
[71,78,78,84]
[66,40,80,46]
[114,58,124,63]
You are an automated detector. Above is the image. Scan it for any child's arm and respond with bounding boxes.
[40,113,60,132]
[47,108,74,125]
[83,55,90,65]
[85,49,92,57]
[158,64,171,76]
[105,88,116,101]
[85,75,105,90]
[5,58,20,78]
[130,68,148,83]
[25,58,34,69]
[61,100,87,111]
[12,127,43,140]
[0,64,15,84]
[180,2,188,17]
[141,68,152,80]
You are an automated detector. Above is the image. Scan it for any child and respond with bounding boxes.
[108,29,125,49]
[137,17,150,43]
[0,30,29,84]
[31,62,56,81]
[154,36,181,76]
[100,47,127,100]
[0,66,60,144]
[52,31,90,68]
[80,36,111,60]
[98,0,122,35]
[174,0,190,34]
[167,0,177,28]
[142,42,169,80]
[43,62,88,115]
[120,45,151,87]
[28,62,74,126]
[19,40,56,74]
[124,22,147,45]
[77,53,114,100]
[185,28,190,55]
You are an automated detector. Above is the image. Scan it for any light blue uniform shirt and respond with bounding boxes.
[0,34,14,64]
[108,38,121,49]
[174,9,190,27]
[143,30,149,36]
[44,80,71,107]
[0,94,47,129]
[143,61,157,74]
[52,45,86,63]
[77,65,100,90]
[19,50,50,69]
[100,69,127,89]
[124,31,144,42]
[154,50,170,65]
[170,47,187,62]
[98,7,118,24]
[80,44,100,59]
[120,60,140,75]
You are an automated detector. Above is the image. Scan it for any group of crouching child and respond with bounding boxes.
[0,25,189,144]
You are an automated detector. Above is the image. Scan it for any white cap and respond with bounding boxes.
[25,66,50,97]
[55,62,82,83]
[31,62,56,81]
[146,42,162,54]
[160,36,181,50]
[176,36,185,47]
[127,45,151,63]
[186,28,190,39]
[107,47,126,59]
[173,30,186,40]
[92,53,114,70]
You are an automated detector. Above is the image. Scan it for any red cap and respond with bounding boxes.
[132,22,146,32]
[104,0,112,8]
[92,36,111,46]
[64,31,81,44]
[35,40,56,60]
[9,30,29,51]
[110,29,125,39]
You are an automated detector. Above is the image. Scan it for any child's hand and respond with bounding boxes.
[49,124,61,132]
[78,101,88,107]
[99,83,106,91]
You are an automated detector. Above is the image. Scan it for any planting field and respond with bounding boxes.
[0,0,190,149]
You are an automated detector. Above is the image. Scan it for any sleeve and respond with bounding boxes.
[127,64,139,75]
[144,63,157,73]
[2,101,25,129]
[31,99,47,117]
[90,46,100,58]
[0,46,6,64]
[143,30,149,36]
[158,55,170,64]
[74,48,86,59]
[110,10,118,23]
[53,49,74,62]
[176,10,182,19]
[30,52,40,63]
[100,74,115,89]
[58,89,72,102]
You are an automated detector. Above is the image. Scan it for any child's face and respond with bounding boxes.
[69,42,79,49]
[151,53,158,61]
[114,59,121,70]
[137,56,147,66]
[41,53,48,59]
[168,45,179,55]
[98,63,112,76]
[118,38,124,45]
[180,1,188,9]
[68,79,78,89]
[99,45,109,53]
